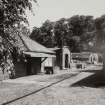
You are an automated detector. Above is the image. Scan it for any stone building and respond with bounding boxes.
[45,46,71,70]
[71,52,103,69]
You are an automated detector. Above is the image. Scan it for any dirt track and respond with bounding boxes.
[1,66,105,105]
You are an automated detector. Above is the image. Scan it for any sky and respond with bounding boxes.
[26,0,105,30]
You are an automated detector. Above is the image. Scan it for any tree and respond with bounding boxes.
[30,20,56,47]
[54,18,69,47]
[0,0,37,77]
[30,15,95,52]
[0,0,37,45]
[94,15,105,78]
[30,27,41,41]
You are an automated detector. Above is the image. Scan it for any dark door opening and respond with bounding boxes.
[26,58,32,75]
[65,54,69,68]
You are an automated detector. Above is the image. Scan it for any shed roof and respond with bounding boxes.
[19,35,54,54]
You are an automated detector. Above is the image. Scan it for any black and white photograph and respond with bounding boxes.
[0,0,105,105]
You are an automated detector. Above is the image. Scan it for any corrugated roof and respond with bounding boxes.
[19,35,55,54]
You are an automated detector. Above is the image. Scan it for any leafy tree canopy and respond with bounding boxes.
[0,0,37,75]
[0,0,37,50]
[30,15,95,52]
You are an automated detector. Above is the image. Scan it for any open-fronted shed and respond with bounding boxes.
[13,34,55,78]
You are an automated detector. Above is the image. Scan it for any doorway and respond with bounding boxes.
[65,54,69,68]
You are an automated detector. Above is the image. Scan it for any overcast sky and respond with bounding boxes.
[26,0,105,30]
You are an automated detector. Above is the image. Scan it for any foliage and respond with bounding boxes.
[31,20,56,47]
[30,15,95,52]
[93,15,105,53]
[0,0,37,77]
[30,14,105,72]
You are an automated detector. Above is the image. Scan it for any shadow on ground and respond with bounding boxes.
[70,69,105,88]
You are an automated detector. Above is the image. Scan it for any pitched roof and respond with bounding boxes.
[19,35,54,54]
